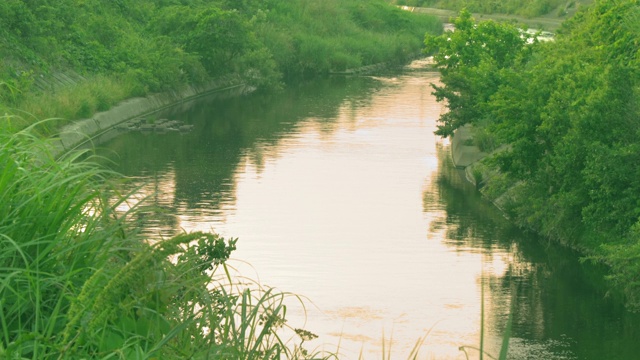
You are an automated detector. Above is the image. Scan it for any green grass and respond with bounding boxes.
[457,270,514,360]
[0,116,331,359]
[10,75,136,135]
[2,75,146,136]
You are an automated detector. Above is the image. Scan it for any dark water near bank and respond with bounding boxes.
[97,60,640,359]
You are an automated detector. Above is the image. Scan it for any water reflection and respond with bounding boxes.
[434,142,640,359]
[98,64,640,359]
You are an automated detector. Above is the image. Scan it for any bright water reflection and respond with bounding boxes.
[99,62,640,359]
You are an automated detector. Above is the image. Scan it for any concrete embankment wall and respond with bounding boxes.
[51,78,252,157]
[451,124,519,212]
[450,124,487,171]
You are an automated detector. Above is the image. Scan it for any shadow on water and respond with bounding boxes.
[96,76,386,238]
[432,143,640,360]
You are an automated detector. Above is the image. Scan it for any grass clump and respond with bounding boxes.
[0,116,328,359]
[13,75,134,135]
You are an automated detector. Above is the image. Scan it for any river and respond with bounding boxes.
[96,59,640,359]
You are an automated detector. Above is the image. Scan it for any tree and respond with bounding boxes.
[424,9,528,137]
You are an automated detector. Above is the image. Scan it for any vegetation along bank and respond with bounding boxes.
[425,0,640,310]
[0,0,444,358]
[1,0,442,133]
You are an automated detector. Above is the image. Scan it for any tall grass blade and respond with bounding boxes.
[480,273,485,360]
[498,284,516,360]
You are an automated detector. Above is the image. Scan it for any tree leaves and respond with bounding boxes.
[427,1,640,308]
[424,9,528,137]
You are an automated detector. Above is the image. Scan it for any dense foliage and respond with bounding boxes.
[0,0,441,127]
[424,9,528,138]
[425,1,640,309]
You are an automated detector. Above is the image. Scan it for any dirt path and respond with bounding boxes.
[405,6,565,31]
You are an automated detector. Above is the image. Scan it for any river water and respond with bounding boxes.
[97,60,640,359]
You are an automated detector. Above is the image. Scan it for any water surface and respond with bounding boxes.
[98,62,640,359]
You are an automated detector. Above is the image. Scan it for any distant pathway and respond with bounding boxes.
[403,6,564,31]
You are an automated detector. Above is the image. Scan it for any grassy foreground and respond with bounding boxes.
[0,117,331,359]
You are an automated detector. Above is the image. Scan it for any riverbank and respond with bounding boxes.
[449,125,520,215]
[50,78,253,157]
[450,125,487,169]
[2,0,442,130]
[51,57,422,158]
